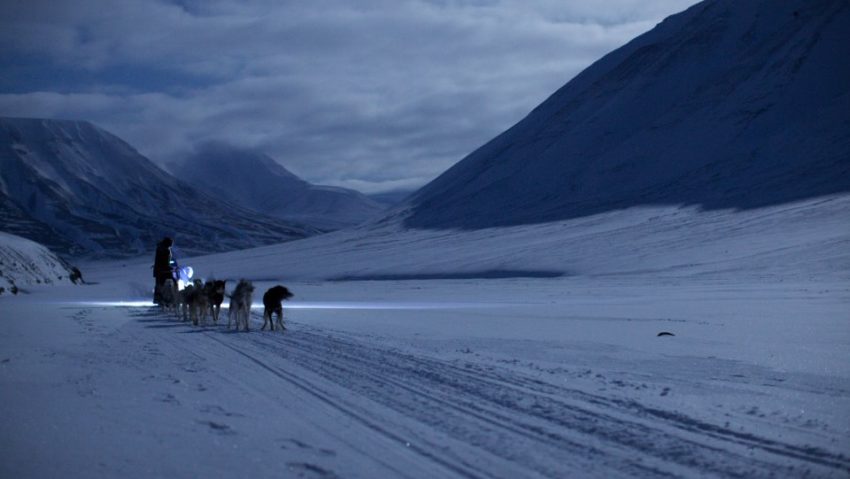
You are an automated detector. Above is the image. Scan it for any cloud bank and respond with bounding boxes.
[0,0,698,193]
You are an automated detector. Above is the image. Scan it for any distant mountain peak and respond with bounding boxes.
[189,142,305,184]
[172,144,386,231]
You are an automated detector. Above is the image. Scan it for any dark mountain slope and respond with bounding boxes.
[0,118,316,257]
[403,0,850,229]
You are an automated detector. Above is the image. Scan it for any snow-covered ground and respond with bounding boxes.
[1,197,848,477]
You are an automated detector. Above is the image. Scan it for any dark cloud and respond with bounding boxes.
[0,0,698,193]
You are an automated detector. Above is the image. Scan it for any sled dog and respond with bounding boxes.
[204,279,227,324]
[159,278,179,314]
[183,279,210,326]
[262,285,294,331]
[228,279,255,331]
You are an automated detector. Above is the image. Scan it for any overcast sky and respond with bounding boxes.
[0,0,698,194]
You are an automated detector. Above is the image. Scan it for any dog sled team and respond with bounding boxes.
[153,237,293,331]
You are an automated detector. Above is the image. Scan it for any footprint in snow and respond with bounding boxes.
[199,404,243,418]
[285,462,340,479]
[280,439,337,457]
[198,420,236,435]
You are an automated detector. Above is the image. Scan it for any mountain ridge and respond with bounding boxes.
[402,0,850,229]
[170,143,386,231]
[0,117,317,257]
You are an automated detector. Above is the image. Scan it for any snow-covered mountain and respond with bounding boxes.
[170,144,386,231]
[0,118,316,257]
[403,0,850,229]
[0,231,80,294]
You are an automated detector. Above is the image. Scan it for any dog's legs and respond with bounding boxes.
[277,309,286,331]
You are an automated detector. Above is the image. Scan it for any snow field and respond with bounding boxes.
[1,272,848,478]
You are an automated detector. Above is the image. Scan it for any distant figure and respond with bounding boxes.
[153,237,176,304]
[69,266,84,284]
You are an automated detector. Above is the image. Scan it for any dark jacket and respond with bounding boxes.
[153,241,173,278]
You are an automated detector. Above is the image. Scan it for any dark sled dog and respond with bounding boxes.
[204,279,227,324]
[178,282,195,321]
[184,279,210,326]
[228,279,255,331]
[262,285,294,331]
[159,278,179,314]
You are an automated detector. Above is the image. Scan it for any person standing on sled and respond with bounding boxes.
[153,236,177,304]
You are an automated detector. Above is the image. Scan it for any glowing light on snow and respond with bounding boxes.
[78,300,158,308]
[71,300,492,310]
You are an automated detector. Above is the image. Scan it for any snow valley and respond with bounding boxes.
[1,0,849,478]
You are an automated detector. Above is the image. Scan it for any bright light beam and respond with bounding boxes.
[71,300,496,310]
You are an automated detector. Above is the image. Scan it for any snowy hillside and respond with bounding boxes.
[403,0,850,229]
[109,194,850,284]
[0,231,80,294]
[0,118,316,257]
[170,144,386,231]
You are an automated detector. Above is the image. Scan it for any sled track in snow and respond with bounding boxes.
[181,317,849,478]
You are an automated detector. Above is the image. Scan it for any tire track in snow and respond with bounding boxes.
[205,333,491,479]
[130,308,429,479]
[229,324,850,478]
[435,357,850,473]
[145,302,848,478]
[258,334,725,477]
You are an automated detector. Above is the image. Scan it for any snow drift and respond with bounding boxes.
[403,0,850,229]
[0,231,80,294]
